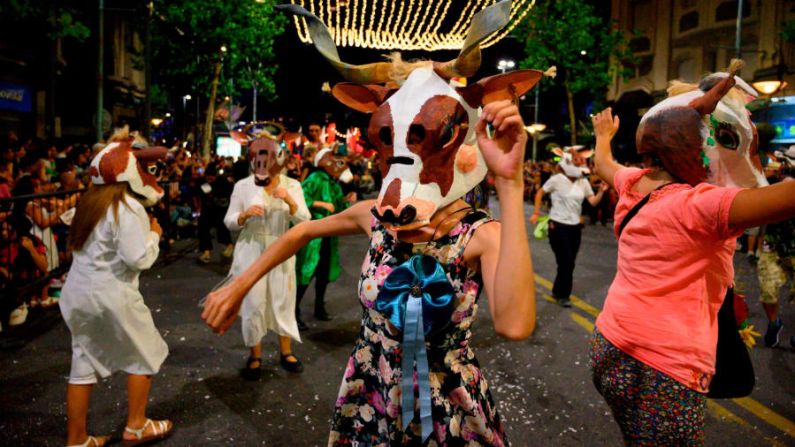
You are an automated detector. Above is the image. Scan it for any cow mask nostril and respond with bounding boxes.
[386,156,415,166]
[398,205,417,225]
[371,205,417,226]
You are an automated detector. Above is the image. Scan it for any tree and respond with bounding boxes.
[514,0,633,145]
[0,1,90,41]
[152,0,285,157]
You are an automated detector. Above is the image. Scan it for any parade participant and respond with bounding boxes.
[755,157,795,348]
[294,148,354,328]
[589,59,795,445]
[224,123,311,378]
[197,163,234,264]
[529,146,608,307]
[203,2,537,444]
[59,140,173,447]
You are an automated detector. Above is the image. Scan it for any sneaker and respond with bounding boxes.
[764,319,783,348]
[556,296,572,308]
[222,245,234,258]
[9,303,28,326]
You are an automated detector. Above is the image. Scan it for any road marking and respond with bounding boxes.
[707,400,749,427]
[535,275,600,318]
[733,397,795,438]
[533,274,795,441]
[569,312,594,332]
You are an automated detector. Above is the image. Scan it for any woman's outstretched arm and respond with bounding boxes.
[202,199,375,334]
[471,100,535,340]
[729,178,795,229]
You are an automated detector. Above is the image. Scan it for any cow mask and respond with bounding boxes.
[278,1,542,229]
[553,146,592,179]
[314,148,353,184]
[89,140,168,206]
[636,59,766,188]
[231,121,288,186]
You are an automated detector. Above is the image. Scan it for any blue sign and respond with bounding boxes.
[0,81,32,113]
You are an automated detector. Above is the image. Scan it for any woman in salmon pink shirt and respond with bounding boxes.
[588,64,795,445]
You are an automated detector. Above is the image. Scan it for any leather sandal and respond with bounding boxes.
[123,418,173,446]
[240,356,262,381]
[280,353,304,373]
[66,435,109,447]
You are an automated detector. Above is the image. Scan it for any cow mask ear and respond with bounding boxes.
[458,69,543,108]
[332,83,392,113]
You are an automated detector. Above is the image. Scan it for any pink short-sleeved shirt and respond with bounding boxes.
[595,167,744,393]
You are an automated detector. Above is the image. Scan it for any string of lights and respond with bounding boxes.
[286,0,534,51]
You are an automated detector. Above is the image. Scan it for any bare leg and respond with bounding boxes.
[249,343,262,368]
[763,302,780,322]
[278,336,297,362]
[125,375,152,431]
[65,383,93,445]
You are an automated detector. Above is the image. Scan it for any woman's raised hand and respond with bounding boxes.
[475,100,527,184]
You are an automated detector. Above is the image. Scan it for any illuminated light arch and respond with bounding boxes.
[286,0,535,51]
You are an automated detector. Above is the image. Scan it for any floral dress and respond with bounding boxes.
[329,210,507,446]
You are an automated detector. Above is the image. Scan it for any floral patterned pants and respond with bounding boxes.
[589,329,707,446]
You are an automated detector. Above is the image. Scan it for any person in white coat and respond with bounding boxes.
[59,141,173,447]
[224,136,310,379]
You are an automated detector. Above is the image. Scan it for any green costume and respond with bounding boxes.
[296,170,349,285]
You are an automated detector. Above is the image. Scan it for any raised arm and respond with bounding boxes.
[591,108,624,188]
[202,198,375,334]
[729,178,795,229]
[472,100,535,340]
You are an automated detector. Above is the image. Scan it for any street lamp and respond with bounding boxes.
[220,45,228,53]
[752,64,788,96]
[497,59,515,73]
[525,123,546,162]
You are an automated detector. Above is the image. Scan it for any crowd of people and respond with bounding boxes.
[0,124,382,332]
[2,11,795,444]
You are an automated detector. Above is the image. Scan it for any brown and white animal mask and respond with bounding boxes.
[249,138,288,187]
[637,60,766,188]
[314,148,353,183]
[278,1,542,229]
[89,140,167,206]
[552,146,592,179]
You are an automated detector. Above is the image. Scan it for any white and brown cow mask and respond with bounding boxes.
[637,60,766,188]
[278,0,541,229]
[89,140,167,206]
[552,146,592,179]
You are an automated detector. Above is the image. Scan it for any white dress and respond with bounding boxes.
[224,175,311,346]
[59,196,168,377]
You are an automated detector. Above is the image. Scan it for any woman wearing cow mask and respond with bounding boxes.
[589,60,795,444]
[529,146,609,307]
[204,2,536,445]
[223,133,311,378]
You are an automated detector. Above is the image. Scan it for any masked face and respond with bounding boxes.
[315,149,353,184]
[249,138,286,186]
[365,67,485,230]
[637,69,766,188]
[89,141,167,206]
[554,147,592,179]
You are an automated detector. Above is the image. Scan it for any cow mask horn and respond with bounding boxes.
[279,1,542,230]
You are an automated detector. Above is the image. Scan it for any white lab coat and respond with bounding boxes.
[224,175,310,346]
[59,195,168,378]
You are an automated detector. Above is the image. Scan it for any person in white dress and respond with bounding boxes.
[224,136,310,379]
[58,140,173,447]
[530,146,608,307]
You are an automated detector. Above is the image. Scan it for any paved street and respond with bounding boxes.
[1,203,794,446]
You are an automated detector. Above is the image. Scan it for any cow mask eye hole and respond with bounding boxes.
[407,124,425,145]
[715,122,739,150]
[379,127,393,146]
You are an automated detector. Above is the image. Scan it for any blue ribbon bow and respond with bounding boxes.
[375,255,456,441]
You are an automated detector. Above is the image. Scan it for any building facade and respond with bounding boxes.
[608,0,795,152]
